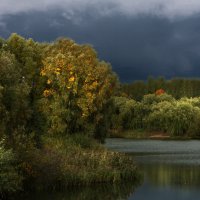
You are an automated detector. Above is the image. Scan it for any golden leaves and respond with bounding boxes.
[40,38,117,123]
[40,69,46,76]
[47,79,52,84]
[43,89,53,97]
[55,71,60,75]
[69,76,75,82]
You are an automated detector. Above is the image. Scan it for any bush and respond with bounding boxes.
[0,140,22,196]
[142,93,175,106]
[109,93,200,138]
[146,99,200,136]
[109,97,144,131]
[146,100,175,132]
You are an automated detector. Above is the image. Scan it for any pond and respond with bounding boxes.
[20,139,200,200]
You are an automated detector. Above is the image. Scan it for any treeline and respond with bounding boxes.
[109,93,200,137]
[122,77,200,100]
[0,34,139,197]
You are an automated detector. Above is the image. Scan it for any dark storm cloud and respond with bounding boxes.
[1,1,200,81]
[1,0,200,19]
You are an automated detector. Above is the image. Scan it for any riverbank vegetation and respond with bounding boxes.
[109,89,200,139]
[0,34,140,198]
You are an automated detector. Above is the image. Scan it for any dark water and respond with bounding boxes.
[105,138,200,200]
[19,183,138,200]
[21,139,200,199]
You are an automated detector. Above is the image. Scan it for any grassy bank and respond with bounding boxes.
[109,130,200,140]
[28,136,141,189]
[0,136,141,198]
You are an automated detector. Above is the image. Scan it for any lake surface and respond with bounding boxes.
[105,138,200,200]
[21,139,200,200]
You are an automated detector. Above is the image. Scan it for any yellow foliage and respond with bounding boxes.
[92,81,98,88]
[69,76,75,82]
[40,38,117,130]
[55,71,60,75]
[43,89,53,97]
[40,69,46,76]
[86,92,92,97]
[47,79,52,84]
[81,113,86,117]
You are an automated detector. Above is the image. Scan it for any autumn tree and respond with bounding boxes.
[155,89,165,95]
[41,38,118,140]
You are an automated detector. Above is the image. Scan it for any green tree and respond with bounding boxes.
[6,33,45,138]
[0,50,32,144]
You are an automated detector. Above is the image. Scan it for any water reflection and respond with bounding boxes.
[141,164,200,187]
[106,139,200,200]
[130,164,200,200]
[19,182,140,200]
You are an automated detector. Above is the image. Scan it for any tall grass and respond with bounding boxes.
[22,135,141,190]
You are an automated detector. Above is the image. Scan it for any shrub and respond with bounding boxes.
[146,100,175,132]
[0,140,22,197]
[109,96,145,131]
[146,99,200,136]
[142,93,175,106]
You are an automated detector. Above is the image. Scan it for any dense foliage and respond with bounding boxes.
[0,34,138,196]
[0,141,22,196]
[109,93,200,137]
[0,34,117,141]
[40,39,117,140]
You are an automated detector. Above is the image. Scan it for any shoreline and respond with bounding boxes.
[108,130,200,140]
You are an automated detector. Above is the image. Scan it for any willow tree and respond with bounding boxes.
[41,38,118,140]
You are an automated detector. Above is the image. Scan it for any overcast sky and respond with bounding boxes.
[1,0,200,82]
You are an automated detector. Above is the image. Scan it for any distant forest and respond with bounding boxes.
[122,77,200,100]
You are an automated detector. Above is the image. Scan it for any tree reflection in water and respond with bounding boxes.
[18,180,142,200]
[141,163,200,188]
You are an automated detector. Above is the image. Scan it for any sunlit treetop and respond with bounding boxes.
[41,38,118,134]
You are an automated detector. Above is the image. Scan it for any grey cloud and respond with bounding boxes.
[1,0,200,20]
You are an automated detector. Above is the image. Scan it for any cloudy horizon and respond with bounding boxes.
[1,1,200,82]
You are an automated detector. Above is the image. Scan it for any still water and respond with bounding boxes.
[106,138,200,200]
[22,139,200,200]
